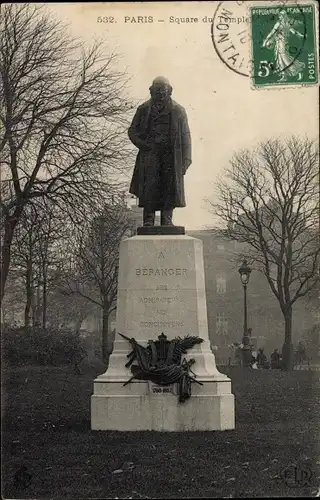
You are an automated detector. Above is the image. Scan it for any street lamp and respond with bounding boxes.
[238,259,252,336]
[238,259,252,367]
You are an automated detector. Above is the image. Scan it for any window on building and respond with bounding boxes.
[216,312,228,336]
[216,273,227,293]
[217,242,225,251]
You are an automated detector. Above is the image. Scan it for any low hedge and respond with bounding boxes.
[1,326,87,366]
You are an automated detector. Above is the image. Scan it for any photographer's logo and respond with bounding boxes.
[280,465,312,487]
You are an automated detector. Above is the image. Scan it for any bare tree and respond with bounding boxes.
[206,137,319,370]
[36,208,63,329]
[65,203,135,361]
[0,4,133,301]
[9,198,71,328]
[10,207,42,328]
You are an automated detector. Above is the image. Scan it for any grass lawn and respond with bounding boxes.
[2,362,320,499]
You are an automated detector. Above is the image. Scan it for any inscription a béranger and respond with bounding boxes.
[136,268,187,276]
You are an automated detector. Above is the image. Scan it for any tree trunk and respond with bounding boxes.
[0,214,20,303]
[32,289,37,327]
[281,307,294,371]
[24,257,32,328]
[42,275,47,330]
[74,316,84,337]
[34,286,42,327]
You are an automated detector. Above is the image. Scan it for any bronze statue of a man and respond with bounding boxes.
[128,77,192,226]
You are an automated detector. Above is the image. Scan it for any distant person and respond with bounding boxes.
[251,351,258,369]
[271,348,281,369]
[241,333,253,368]
[256,348,270,369]
[295,341,307,366]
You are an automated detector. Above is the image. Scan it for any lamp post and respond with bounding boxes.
[238,259,252,367]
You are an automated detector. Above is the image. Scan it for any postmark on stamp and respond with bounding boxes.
[250,3,318,87]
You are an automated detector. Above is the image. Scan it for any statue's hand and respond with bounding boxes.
[141,139,153,151]
[154,135,169,145]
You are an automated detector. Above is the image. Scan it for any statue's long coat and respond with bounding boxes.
[128,99,192,208]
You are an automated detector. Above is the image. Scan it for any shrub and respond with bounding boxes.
[1,326,87,367]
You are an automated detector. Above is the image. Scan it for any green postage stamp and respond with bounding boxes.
[250,4,318,87]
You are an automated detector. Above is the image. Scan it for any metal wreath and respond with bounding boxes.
[119,332,204,403]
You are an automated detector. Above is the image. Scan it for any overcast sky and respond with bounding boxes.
[46,1,318,230]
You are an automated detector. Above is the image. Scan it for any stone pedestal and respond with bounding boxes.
[91,234,235,431]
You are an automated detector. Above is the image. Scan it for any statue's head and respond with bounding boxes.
[149,76,172,102]
[278,9,289,23]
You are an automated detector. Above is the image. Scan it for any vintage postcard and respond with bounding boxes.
[1,1,319,499]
